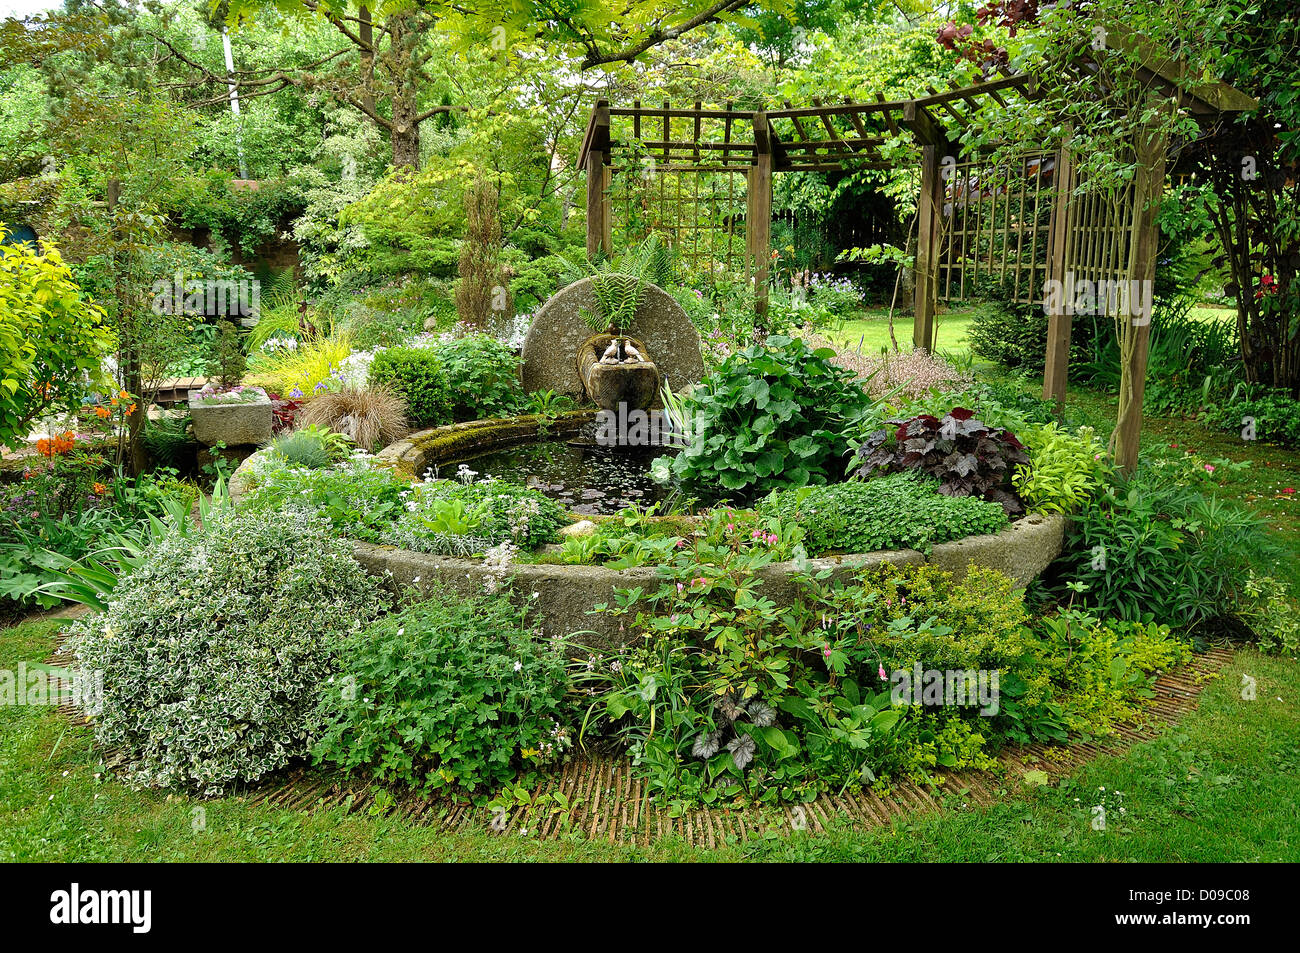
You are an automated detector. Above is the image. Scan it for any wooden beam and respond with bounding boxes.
[913,142,945,352]
[585,99,611,258]
[749,111,774,330]
[1114,122,1170,474]
[1043,143,1076,410]
[901,102,947,147]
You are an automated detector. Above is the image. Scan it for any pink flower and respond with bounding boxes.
[727,523,735,532]
[766,533,778,545]
[676,583,684,593]
[1204,464,1216,474]
[878,664,887,680]
[692,576,707,587]
[1284,488,1296,495]
[822,644,832,660]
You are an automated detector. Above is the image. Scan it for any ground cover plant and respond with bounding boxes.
[757,471,1008,555]
[314,588,573,794]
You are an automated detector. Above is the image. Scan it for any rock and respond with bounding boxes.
[560,519,598,538]
[521,277,704,401]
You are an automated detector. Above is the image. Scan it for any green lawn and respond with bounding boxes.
[818,305,978,359]
[3,619,1296,861]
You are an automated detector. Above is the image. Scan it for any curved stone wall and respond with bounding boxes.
[232,418,1068,652]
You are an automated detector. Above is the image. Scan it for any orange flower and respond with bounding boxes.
[92,482,108,495]
[127,403,137,414]
[118,389,130,401]
[94,406,111,419]
[36,432,75,457]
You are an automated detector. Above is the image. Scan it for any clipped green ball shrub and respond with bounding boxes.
[368,346,451,428]
[70,509,388,795]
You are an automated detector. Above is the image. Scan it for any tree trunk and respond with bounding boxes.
[387,13,420,171]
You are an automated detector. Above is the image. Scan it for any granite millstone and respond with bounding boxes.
[521,277,704,400]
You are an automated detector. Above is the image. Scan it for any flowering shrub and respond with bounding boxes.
[313,588,572,794]
[837,345,973,400]
[69,509,388,794]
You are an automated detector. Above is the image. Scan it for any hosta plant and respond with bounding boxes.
[654,334,876,497]
[1013,422,1110,515]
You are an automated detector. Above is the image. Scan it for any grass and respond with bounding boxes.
[819,304,978,358]
[2,614,1295,861]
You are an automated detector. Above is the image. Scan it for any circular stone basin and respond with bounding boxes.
[226,415,1068,652]
[448,439,671,516]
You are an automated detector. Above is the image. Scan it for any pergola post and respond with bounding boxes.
[903,103,947,353]
[748,111,773,328]
[585,99,611,258]
[1114,124,1169,474]
[1042,143,1076,411]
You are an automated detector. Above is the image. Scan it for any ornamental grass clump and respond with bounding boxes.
[68,509,388,795]
[296,384,409,451]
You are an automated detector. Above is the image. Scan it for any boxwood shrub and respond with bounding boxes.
[368,346,451,428]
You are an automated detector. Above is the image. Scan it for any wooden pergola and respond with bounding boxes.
[578,61,1255,471]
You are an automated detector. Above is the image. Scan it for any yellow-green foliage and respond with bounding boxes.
[853,563,1034,672]
[246,327,352,397]
[1238,572,1300,655]
[1014,423,1110,514]
[1030,614,1192,738]
[898,711,999,783]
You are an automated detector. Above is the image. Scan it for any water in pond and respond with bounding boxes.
[447,440,676,516]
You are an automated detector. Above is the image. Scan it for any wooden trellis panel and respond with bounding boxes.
[935,151,1058,305]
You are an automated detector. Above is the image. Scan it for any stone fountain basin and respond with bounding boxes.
[231,415,1067,652]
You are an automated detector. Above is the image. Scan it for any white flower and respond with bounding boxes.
[513,660,522,672]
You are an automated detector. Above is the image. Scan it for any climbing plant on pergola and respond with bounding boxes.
[578,56,1255,473]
